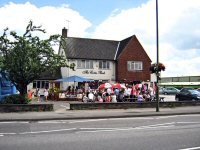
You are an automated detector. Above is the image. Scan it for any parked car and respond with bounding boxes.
[161,87,180,95]
[175,88,200,101]
[159,87,165,94]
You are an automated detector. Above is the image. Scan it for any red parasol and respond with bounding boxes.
[112,83,126,89]
[135,84,142,89]
[98,83,112,89]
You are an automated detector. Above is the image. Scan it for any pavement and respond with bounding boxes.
[0,98,200,121]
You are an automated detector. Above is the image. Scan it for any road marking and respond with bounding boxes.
[0,135,4,137]
[177,121,200,124]
[38,121,67,124]
[77,123,175,133]
[69,119,107,124]
[141,122,175,127]
[156,116,177,119]
[110,117,154,120]
[77,125,175,133]
[69,117,155,124]
[80,127,126,130]
[0,133,16,136]
[179,146,200,150]
[0,121,29,124]
[20,128,77,134]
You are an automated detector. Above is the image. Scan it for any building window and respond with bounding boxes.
[99,61,110,69]
[127,61,143,71]
[77,60,93,69]
[33,81,49,89]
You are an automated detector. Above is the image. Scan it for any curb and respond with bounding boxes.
[0,111,200,122]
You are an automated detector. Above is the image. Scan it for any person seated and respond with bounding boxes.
[137,92,144,102]
[88,91,94,102]
[105,92,111,102]
[144,92,151,101]
[97,92,103,103]
[118,91,124,102]
[111,93,117,102]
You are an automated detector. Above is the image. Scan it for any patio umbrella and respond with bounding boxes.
[112,83,126,89]
[135,83,142,89]
[55,75,93,82]
[55,75,93,95]
[98,83,112,89]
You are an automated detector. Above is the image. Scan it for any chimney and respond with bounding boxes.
[62,27,68,38]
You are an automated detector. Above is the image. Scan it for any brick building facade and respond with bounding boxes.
[116,35,151,82]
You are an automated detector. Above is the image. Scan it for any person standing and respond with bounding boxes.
[44,89,49,102]
[27,89,33,100]
[148,85,155,101]
[36,88,41,102]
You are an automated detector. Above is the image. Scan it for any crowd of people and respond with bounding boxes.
[26,82,157,103]
[82,83,157,103]
[27,88,49,102]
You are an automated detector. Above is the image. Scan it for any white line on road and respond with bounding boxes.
[77,123,175,134]
[110,117,155,120]
[156,116,177,119]
[69,117,155,124]
[179,146,200,150]
[0,133,16,135]
[20,128,77,134]
[35,114,200,125]
[0,121,29,124]
[69,119,107,124]
[38,121,67,124]
[77,125,175,133]
[177,121,200,124]
[79,122,175,131]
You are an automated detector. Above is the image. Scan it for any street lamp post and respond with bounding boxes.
[156,0,160,112]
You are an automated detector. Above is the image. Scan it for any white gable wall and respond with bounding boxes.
[60,59,116,90]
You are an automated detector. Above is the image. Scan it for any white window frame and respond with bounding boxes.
[77,60,93,69]
[99,61,110,69]
[33,80,49,89]
[127,61,143,71]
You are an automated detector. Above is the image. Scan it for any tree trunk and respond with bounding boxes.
[17,83,28,97]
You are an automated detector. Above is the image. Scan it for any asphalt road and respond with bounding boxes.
[0,114,200,150]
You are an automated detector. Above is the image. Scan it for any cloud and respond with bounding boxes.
[0,0,199,77]
[0,2,91,39]
[92,0,200,77]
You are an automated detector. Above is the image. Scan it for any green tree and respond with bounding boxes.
[0,20,74,96]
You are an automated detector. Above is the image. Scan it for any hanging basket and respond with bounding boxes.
[150,63,165,74]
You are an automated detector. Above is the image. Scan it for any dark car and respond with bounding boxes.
[175,88,200,101]
[161,87,180,95]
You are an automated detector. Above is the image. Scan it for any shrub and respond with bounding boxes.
[1,94,30,104]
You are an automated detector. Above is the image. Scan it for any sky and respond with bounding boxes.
[0,0,200,77]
